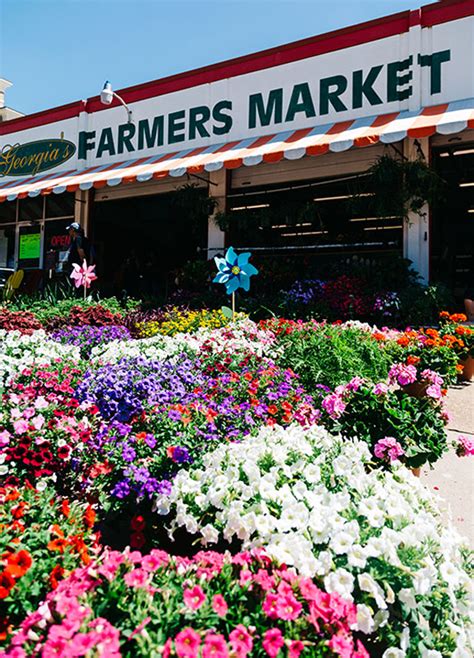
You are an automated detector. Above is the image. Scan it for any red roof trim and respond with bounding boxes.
[1,0,472,137]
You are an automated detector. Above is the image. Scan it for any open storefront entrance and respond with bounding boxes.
[91,187,209,298]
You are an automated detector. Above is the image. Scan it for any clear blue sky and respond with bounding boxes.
[1,0,425,116]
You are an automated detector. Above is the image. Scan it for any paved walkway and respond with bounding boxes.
[420,381,474,546]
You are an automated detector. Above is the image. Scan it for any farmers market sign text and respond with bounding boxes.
[78,49,451,160]
[0,139,76,177]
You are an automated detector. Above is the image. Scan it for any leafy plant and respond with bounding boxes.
[364,153,445,220]
[275,324,392,390]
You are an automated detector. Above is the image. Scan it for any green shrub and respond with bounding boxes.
[276,324,392,390]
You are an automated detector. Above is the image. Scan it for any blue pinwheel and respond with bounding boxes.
[213,246,258,295]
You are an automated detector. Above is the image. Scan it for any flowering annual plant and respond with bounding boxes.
[318,375,449,468]
[0,309,42,335]
[74,354,318,519]
[135,308,229,338]
[0,362,97,490]
[1,547,369,658]
[213,246,258,295]
[439,312,474,359]
[0,330,80,391]
[0,485,99,641]
[51,324,131,358]
[156,424,474,657]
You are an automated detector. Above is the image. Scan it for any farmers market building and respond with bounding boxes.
[0,0,473,298]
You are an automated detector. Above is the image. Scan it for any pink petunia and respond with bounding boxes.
[123,568,149,589]
[13,419,29,435]
[288,641,305,658]
[183,585,206,610]
[212,594,228,617]
[229,625,253,656]
[202,633,229,658]
[174,628,201,658]
[262,629,284,657]
[275,593,303,621]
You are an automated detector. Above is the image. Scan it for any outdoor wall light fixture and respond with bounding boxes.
[100,81,133,123]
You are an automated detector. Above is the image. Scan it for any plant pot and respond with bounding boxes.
[402,381,429,398]
[459,355,474,382]
[411,467,421,478]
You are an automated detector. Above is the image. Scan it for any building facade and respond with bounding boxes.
[0,0,473,297]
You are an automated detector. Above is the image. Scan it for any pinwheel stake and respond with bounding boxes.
[70,259,98,300]
[213,246,258,320]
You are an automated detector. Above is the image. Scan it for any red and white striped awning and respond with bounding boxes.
[1,98,473,202]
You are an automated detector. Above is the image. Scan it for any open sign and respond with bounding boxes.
[51,235,71,248]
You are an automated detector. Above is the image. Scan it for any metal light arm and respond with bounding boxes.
[112,92,133,124]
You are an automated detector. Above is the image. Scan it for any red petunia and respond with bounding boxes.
[0,571,15,599]
[5,550,32,578]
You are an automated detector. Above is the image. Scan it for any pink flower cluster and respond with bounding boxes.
[1,547,369,658]
[388,363,418,387]
[456,435,474,457]
[374,437,405,462]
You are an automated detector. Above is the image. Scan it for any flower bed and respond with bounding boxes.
[0,306,472,656]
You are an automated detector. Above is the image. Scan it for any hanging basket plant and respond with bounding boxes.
[364,153,446,220]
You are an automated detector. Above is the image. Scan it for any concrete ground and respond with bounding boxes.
[420,381,474,546]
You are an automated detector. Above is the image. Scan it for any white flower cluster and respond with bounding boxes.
[91,318,278,364]
[156,424,473,656]
[0,330,80,390]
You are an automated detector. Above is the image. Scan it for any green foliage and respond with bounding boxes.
[8,295,139,325]
[276,324,392,390]
[365,154,446,220]
[398,283,454,326]
[324,386,448,468]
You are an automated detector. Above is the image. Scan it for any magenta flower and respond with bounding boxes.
[212,594,228,617]
[262,628,285,657]
[175,628,201,658]
[202,633,229,658]
[374,437,405,462]
[183,585,206,610]
[70,259,98,289]
[372,382,389,396]
[229,625,253,656]
[456,435,474,457]
[322,393,346,419]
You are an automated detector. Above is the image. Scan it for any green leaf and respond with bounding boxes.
[221,305,233,319]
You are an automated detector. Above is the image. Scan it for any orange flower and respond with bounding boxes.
[397,336,409,347]
[5,550,32,578]
[267,405,278,416]
[439,311,450,319]
[47,538,67,553]
[450,313,467,323]
[407,355,420,365]
[83,505,96,529]
[61,500,70,518]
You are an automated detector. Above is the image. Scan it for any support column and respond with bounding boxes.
[74,189,91,236]
[403,137,430,284]
[207,169,226,260]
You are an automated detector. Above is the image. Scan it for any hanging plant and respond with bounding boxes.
[171,183,218,235]
[364,153,446,220]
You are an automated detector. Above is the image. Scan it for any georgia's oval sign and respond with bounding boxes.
[0,139,76,177]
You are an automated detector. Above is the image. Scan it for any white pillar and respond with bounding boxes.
[403,137,430,284]
[74,189,91,236]
[207,169,226,260]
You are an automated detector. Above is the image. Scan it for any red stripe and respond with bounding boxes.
[285,127,314,143]
[247,135,277,150]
